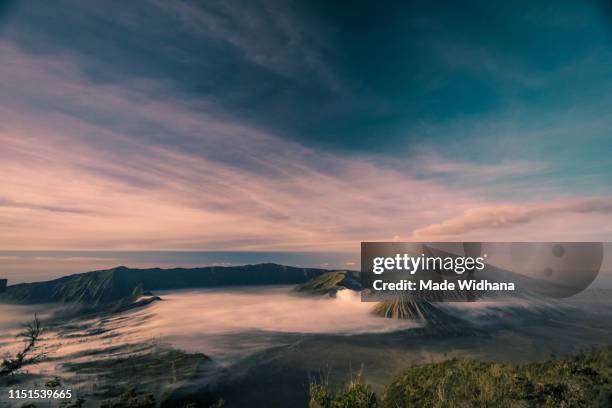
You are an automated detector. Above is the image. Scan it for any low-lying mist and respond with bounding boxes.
[0,286,417,372]
[129,287,417,363]
[151,287,414,335]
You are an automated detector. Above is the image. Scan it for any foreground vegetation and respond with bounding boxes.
[0,315,45,377]
[310,346,612,407]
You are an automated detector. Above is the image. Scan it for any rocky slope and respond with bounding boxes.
[294,271,361,296]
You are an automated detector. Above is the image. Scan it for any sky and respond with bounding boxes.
[1,0,612,271]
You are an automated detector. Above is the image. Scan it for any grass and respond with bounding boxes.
[309,346,612,407]
[100,388,156,408]
[309,366,377,408]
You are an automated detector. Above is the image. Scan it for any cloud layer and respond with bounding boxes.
[1,40,611,251]
[1,0,611,252]
[413,198,612,240]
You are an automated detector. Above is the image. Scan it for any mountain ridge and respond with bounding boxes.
[0,263,346,305]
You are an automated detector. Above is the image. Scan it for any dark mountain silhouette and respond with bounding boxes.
[0,279,6,294]
[0,263,339,305]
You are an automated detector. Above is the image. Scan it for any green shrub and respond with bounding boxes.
[310,346,612,408]
[309,381,378,408]
[309,383,333,408]
[101,388,156,408]
[383,346,612,407]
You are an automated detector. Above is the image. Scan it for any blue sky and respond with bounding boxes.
[0,0,611,257]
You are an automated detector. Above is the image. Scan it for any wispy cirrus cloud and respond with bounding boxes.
[152,0,339,89]
[1,39,611,251]
[0,40,469,250]
[1,0,612,254]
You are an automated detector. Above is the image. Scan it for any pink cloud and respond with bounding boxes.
[412,198,612,241]
[0,41,610,251]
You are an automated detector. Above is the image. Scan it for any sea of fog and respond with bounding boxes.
[103,287,418,365]
[0,287,418,371]
[1,283,612,408]
[151,287,414,334]
[2,285,610,381]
